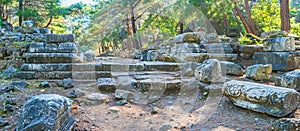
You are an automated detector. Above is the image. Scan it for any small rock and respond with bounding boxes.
[57,78,74,89]
[4,104,14,112]
[80,93,108,106]
[39,81,51,88]
[3,67,17,78]
[0,118,9,127]
[68,89,85,98]
[116,100,127,106]
[9,81,28,91]
[160,124,172,131]
[151,107,160,114]
[109,107,120,113]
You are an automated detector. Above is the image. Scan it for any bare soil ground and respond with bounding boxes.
[0,59,298,131]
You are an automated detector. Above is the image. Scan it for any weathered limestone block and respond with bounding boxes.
[29,42,45,53]
[245,64,272,80]
[25,53,82,63]
[115,90,134,100]
[220,61,244,76]
[143,62,181,71]
[208,53,237,62]
[58,42,78,53]
[261,31,288,39]
[171,43,201,53]
[101,62,144,71]
[275,70,300,91]
[270,118,300,131]
[97,78,117,92]
[195,59,223,83]
[239,45,263,54]
[181,62,199,76]
[224,80,300,117]
[79,93,108,106]
[21,20,34,28]
[139,79,182,95]
[39,28,50,34]
[44,44,58,53]
[46,34,75,43]
[171,32,200,44]
[16,94,74,131]
[263,37,295,51]
[22,27,37,34]
[20,64,71,72]
[163,53,209,63]
[204,43,233,53]
[254,52,300,71]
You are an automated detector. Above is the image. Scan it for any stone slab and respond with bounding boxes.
[204,43,233,53]
[25,53,82,63]
[208,53,237,62]
[14,71,112,79]
[97,78,117,92]
[275,70,300,91]
[46,34,75,43]
[143,62,182,71]
[224,80,300,117]
[254,52,300,71]
[138,79,182,95]
[263,37,295,52]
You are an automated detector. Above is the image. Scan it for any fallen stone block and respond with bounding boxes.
[77,93,108,106]
[138,79,182,95]
[254,52,300,71]
[208,53,237,62]
[97,78,117,92]
[263,37,295,52]
[16,94,74,130]
[275,69,300,91]
[115,90,134,100]
[224,80,300,117]
[170,32,200,44]
[220,61,244,76]
[204,43,233,53]
[246,64,272,80]
[195,59,223,83]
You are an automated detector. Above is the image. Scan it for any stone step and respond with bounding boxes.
[20,62,182,72]
[25,53,82,63]
[14,71,112,79]
[296,45,300,50]
[204,43,233,53]
[208,53,237,62]
[295,40,300,45]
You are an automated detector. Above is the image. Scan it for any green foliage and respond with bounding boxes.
[252,0,281,32]
[79,45,91,52]
[238,34,262,45]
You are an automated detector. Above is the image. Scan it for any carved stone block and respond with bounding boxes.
[224,80,300,117]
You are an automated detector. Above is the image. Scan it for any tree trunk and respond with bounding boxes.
[280,0,290,31]
[18,0,23,26]
[179,19,184,34]
[130,2,136,34]
[234,0,252,34]
[211,20,222,35]
[223,13,230,36]
[44,15,52,28]
[244,0,258,35]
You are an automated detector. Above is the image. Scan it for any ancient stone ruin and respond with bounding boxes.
[0,20,300,130]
